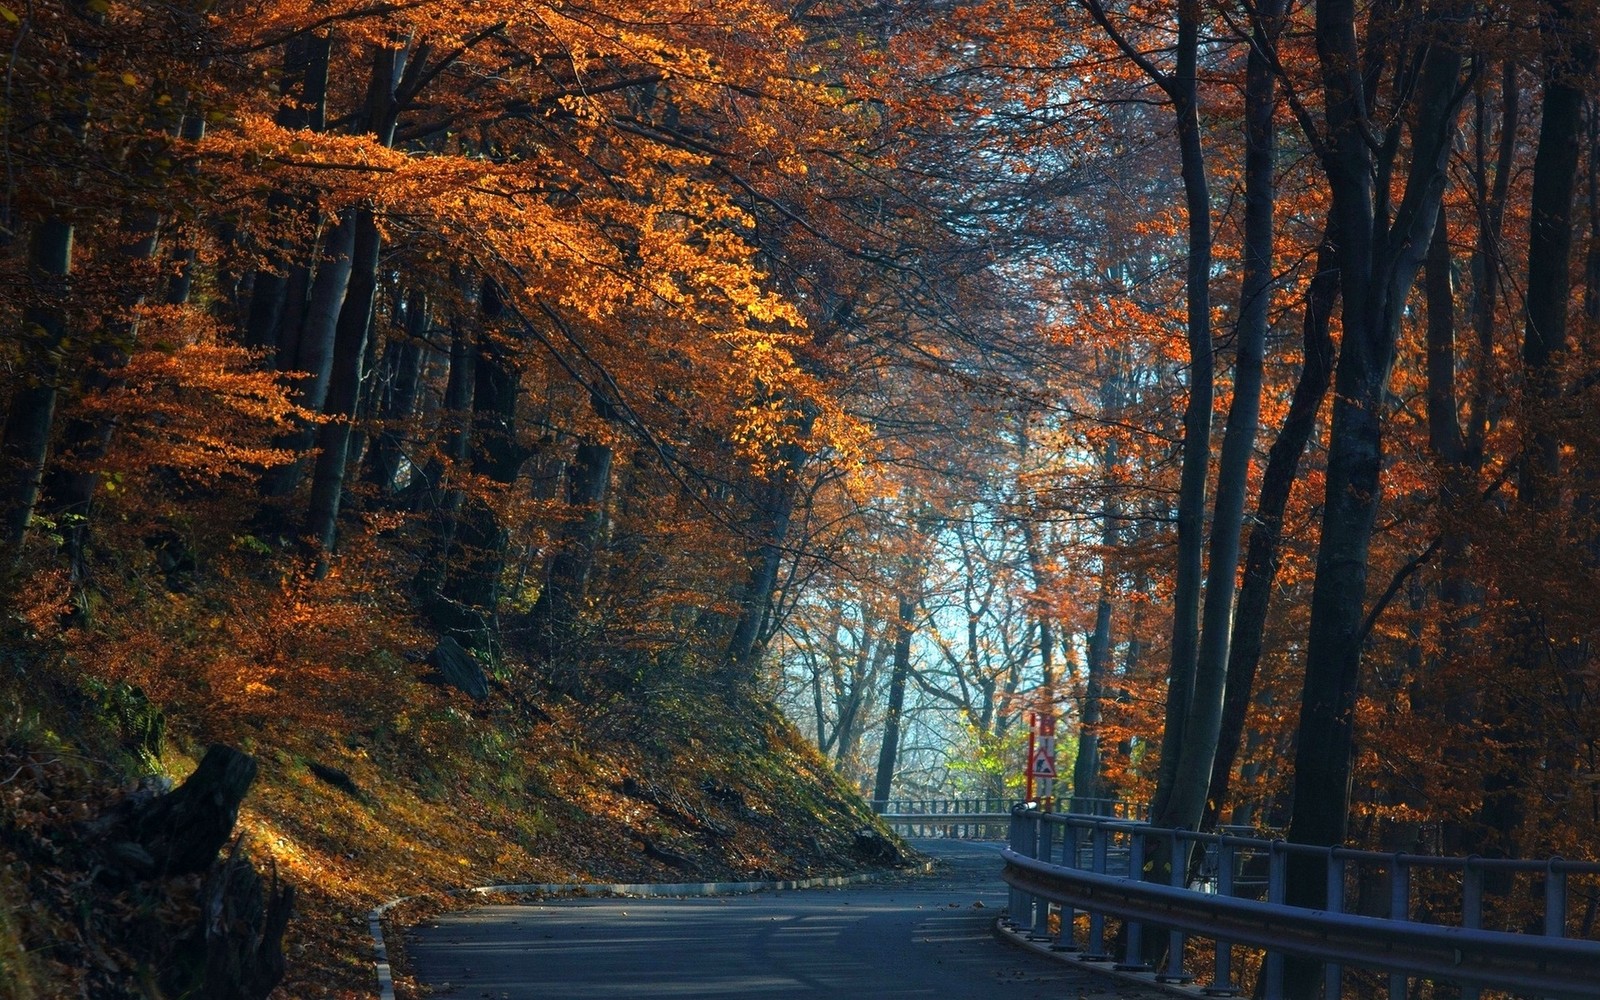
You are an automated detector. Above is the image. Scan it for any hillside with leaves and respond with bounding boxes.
[0,542,894,999]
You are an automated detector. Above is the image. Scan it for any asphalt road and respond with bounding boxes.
[407,839,1168,999]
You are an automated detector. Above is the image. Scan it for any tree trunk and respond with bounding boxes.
[278,39,407,527]
[1204,230,1338,831]
[724,418,814,679]
[1484,2,1594,858]
[245,34,329,338]
[304,208,381,569]
[364,291,428,495]
[424,281,530,649]
[1520,1,1590,505]
[1145,0,1214,826]
[0,2,96,572]
[260,212,358,500]
[526,438,613,659]
[871,590,914,807]
[1155,0,1279,835]
[243,33,330,361]
[1284,9,1464,994]
[1072,364,1128,814]
[0,221,73,574]
[412,304,476,602]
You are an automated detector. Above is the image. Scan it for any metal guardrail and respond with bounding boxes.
[873,797,1143,839]
[1002,806,1600,999]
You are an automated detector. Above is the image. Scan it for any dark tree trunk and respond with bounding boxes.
[412,306,476,601]
[1484,2,1594,858]
[1144,0,1214,826]
[165,108,210,307]
[526,438,613,659]
[261,211,358,500]
[724,412,815,680]
[1159,0,1280,835]
[365,291,428,495]
[1073,578,1111,812]
[0,222,73,574]
[1284,9,1465,995]
[0,0,97,572]
[50,84,192,579]
[243,33,330,360]
[424,281,529,648]
[1073,367,1128,813]
[871,591,914,806]
[304,208,382,569]
[1204,231,1338,831]
[1521,1,1590,505]
[277,39,407,527]
[1468,60,1518,466]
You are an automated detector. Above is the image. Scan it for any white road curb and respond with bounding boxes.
[368,868,914,1000]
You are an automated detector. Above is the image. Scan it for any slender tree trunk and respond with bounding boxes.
[261,212,358,500]
[1521,2,1590,505]
[1423,205,1483,734]
[49,76,200,582]
[304,209,381,568]
[1484,3,1594,857]
[871,590,915,806]
[1073,364,1127,814]
[365,291,428,495]
[1204,231,1338,830]
[0,2,96,572]
[0,219,73,573]
[1145,0,1214,825]
[526,438,613,659]
[725,421,814,679]
[1157,0,1280,834]
[1468,60,1518,466]
[412,305,476,601]
[166,109,210,307]
[243,34,330,361]
[287,41,409,537]
[429,281,530,648]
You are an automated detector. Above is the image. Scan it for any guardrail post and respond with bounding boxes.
[1388,854,1410,1000]
[1263,842,1286,1000]
[1545,860,1568,1000]
[1007,805,1027,928]
[1461,857,1482,1000]
[1029,815,1054,939]
[1054,820,1080,952]
[1116,827,1151,972]
[1203,838,1238,997]
[1159,828,1194,984]
[1081,822,1111,961]
[1545,860,1567,939]
[1324,849,1345,1000]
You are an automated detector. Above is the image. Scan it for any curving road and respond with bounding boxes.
[407,840,1168,999]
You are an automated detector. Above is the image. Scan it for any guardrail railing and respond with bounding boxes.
[872,797,1143,839]
[1002,806,1600,999]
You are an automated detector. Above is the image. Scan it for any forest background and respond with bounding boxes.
[2,0,1599,996]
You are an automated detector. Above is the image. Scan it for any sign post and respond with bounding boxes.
[1025,690,1057,810]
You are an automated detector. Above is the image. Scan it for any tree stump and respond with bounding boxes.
[132,744,257,876]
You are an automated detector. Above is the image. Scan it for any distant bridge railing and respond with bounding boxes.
[1002,806,1600,999]
[872,797,1142,839]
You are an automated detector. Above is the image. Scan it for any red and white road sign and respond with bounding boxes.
[1030,751,1057,778]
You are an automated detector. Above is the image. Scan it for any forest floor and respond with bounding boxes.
[0,551,899,1000]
